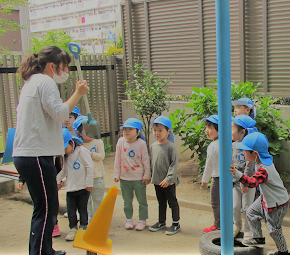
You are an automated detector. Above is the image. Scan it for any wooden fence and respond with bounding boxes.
[0,55,126,151]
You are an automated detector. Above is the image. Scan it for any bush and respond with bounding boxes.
[125,61,172,152]
[105,45,123,56]
[169,80,290,173]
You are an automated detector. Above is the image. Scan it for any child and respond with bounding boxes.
[73,115,106,223]
[232,97,256,120]
[230,132,290,255]
[57,128,94,241]
[231,114,257,240]
[62,106,80,135]
[149,115,180,235]
[201,114,220,233]
[114,118,151,231]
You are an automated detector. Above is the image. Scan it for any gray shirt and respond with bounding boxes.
[13,74,69,157]
[150,141,180,185]
[232,142,255,186]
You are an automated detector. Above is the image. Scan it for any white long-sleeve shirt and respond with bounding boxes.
[13,74,69,157]
[57,146,94,192]
[83,139,106,178]
[114,137,151,181]
[202,139,220,183]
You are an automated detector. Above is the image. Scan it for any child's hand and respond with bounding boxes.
[86,187,93,191]
[91,151,94,157]
[57,184,62,191]
[114,178,120,183]
[229,165,236,175]
[201,182,208,189]
[159,180,169,188]
[17,182,23,191]
[241,186,249,193]
[142,179,151,185]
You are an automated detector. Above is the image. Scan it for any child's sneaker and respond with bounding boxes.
[203,224,217,233]
[242,237,265,248]
[165,223,180,235]
[267,251,290,255]
[52,224,61,237]
[63,212,68,218]
[243,231,252,241]
[149,222,166,232]
[135,220,146,231]
[125,219,133,230]
[65,228,77,241]
[233,224,241,237]
[79,225,87,231]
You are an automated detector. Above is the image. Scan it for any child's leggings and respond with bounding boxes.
[88,177,105,220]
[233,182,255,231]
[246,196,289,252]
[210,177,220,229]
[120,179,148,220]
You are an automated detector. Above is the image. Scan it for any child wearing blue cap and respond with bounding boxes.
[201,114,220,233]
[231,114,257,240]
[149,115,180,235]
[57,128,94,241]
[73,115,106,223]
[230,132,289,255]
[232,97,256,120]
[62,106,80,135]
[114,117,151,231]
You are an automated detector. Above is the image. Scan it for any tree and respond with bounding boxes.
[28,30,74,53]
[0,0,28,53]
[125,61,172,152]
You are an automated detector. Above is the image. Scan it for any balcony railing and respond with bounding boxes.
[29,0,118,20]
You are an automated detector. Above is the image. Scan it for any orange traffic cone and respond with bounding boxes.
[73,186,118,255]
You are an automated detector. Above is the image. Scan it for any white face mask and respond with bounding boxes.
[52,65,69,84]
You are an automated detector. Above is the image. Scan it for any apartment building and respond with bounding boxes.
[28,0,121,54]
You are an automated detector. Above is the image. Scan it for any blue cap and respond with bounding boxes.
[151,115,174,142]
[232,114,256,129]
[236,132,273,166]
[62,128,83,149]
[151,115,172,130]
[71,106,80,115]
[203,114,218,124]
[73,115,87,130]
[120,118,143,131]
[232,97,254,108]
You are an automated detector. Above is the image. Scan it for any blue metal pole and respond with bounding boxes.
[215,0,233,254]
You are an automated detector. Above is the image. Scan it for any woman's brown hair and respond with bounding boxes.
[18,46,71,81]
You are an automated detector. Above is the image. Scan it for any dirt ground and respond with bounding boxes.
[0,153,290,255]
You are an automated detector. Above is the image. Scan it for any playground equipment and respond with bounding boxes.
[73,186,118,255]
[68,42,101,139]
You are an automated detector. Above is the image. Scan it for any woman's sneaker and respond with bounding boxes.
[135,220,146,231]
[52,224,61,237]
[149,222,166,232]
[65,228,77,241]
[203,225,217,233]
[125,219,133,230]
[165,223,180,235]
[242,237,265,248]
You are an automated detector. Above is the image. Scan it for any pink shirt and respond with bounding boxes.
[114,137,151,181]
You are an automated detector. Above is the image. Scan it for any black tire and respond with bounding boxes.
[199,230,262,255]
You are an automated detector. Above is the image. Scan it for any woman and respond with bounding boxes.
[13,46,88,255]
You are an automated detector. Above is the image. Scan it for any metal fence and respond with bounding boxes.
[0,55,126,150]
[121,0,290,96]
